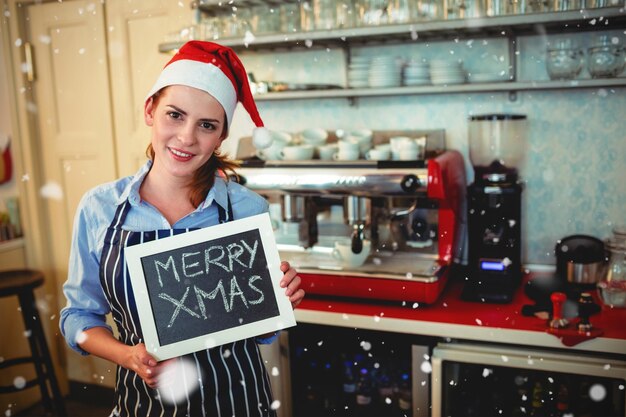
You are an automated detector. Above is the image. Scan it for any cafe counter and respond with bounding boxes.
[294,268,626,357]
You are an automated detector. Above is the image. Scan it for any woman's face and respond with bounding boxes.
[144,85,226,182]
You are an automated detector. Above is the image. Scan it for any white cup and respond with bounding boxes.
[256,138,288,160]
[346,130,373,154]
[318,143,339,160]
[299,128,328,146]
[346,129,373,142]
[279,145,314,160]
[390,137,421,161]
[332,239,371,268]
[375,143,391,153]
[365,148,390,161]
[390,136,413,153]
[398,149,418,161]
[254,130,292,150]
[333,149,360,161]
[338,140,361,154]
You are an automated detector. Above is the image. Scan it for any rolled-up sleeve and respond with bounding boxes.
[59,193,112,355]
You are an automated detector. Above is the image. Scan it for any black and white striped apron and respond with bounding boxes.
[99,197,277,417]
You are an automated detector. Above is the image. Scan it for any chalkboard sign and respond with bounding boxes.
[125,213,296,361]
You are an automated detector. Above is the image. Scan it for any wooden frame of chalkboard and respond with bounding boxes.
[125,212,296,361]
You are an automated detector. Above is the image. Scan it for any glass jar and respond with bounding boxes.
[280,3,302,33]
[597,238,626,308]
[249,5,280,34]
[360,0,390,26]
[336,1,357,28]
[587,35,625,79]
[301,1,316,31]
[613,225,626,244]
[388,0,413,23]
[414,0,444,20]
[545,38,585,80]
[313,0,338,30]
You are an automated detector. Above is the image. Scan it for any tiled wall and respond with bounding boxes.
[228,31,626,265]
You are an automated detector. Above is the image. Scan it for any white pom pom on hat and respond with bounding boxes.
[146,40,272,148]
[252,126,273,149]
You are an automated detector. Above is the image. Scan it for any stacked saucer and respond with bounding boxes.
[368,56,402,88]
[403,59,431,86]
[467,70,510,83]
[348,56,370,88]
[430,60,466,85]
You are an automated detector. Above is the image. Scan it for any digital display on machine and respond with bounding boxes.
[480,260,506,271]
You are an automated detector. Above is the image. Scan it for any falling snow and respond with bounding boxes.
[13,376,26,390]
[40,182,64,200]
[157,358,200,405]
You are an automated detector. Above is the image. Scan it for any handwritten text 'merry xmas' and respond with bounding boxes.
[152,238,267,327]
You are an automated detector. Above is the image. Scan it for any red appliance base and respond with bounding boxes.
[299,269,449,305]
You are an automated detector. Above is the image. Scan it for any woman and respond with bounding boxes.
[60,41,304,416]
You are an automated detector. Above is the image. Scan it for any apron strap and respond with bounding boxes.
[217,194,234,224]
[105,200,132,235]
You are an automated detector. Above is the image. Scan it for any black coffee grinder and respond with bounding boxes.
[462,114,527,303]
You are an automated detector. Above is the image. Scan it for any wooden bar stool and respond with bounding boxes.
[0,269,66,416]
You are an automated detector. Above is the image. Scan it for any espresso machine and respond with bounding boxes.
[462,114,527,304]
[235,130,466,304]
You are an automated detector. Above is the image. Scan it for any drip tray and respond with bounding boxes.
[277,243,442,282]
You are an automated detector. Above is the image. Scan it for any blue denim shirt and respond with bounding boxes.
[60,160,273,354]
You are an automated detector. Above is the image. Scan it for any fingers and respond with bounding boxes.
[280,269,297,289]
[279,263,306,309]
[128,344,159,388]
[290,288,305,309]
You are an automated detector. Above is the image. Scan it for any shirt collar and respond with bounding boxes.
[202,175,229,213]
[117,160,230,213]
[117,160,152,206]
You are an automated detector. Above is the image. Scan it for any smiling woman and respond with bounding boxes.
[57,41,305,417]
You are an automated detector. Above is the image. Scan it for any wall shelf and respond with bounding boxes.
[160,7,626,53]
[0,237,25,253]
[251,78,626,101]
[159,6,626,98]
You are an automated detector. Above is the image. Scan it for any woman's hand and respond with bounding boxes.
[280,261,305,309]
[122,343,164,388]
[80,327,171,389]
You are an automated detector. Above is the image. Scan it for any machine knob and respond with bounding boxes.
[400,174,420,193]
[411,216,429,240]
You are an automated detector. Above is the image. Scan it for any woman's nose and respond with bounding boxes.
[177,123,196,145]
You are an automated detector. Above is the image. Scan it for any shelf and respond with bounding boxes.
[251,78,626,101]
[160,7,626,53]
[0,237,25,252]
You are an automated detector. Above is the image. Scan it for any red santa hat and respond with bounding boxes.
[145,40,271,148]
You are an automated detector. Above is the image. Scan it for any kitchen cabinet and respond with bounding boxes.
[158,3,626,101]
[290,271,626,416]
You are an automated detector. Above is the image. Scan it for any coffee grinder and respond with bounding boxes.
[462,114,527,303]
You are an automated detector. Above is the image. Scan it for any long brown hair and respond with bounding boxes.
[145,90,240,208]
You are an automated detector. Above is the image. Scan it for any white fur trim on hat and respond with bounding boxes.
[145,59,238,125]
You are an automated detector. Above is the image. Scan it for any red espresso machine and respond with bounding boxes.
[236,130,466,304]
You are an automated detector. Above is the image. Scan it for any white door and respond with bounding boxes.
[27,0,118,385]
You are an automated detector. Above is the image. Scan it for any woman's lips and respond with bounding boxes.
[169,147,193,161]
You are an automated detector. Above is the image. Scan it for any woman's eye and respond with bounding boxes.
[200,121,215,130]
[167,111,182,120]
